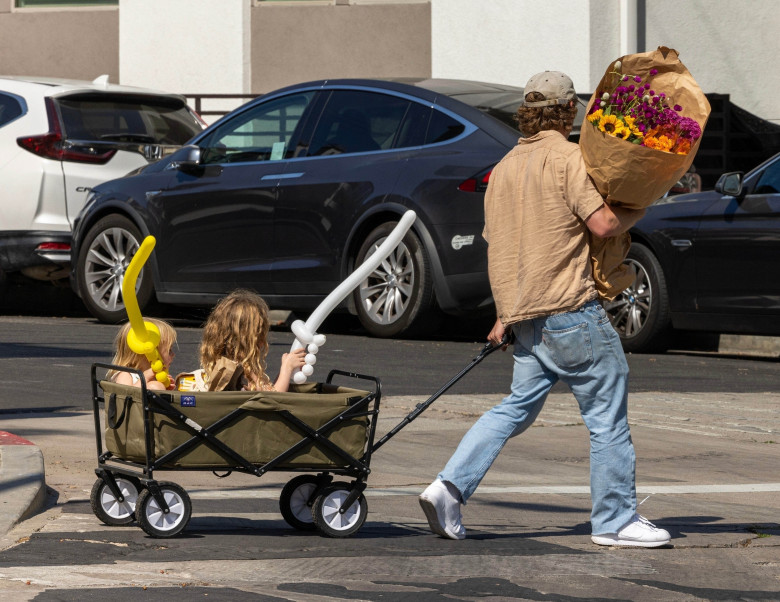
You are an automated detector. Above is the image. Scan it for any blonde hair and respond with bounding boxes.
[515,91,578,137]
[108,318,177,380]
[199,289,273,390]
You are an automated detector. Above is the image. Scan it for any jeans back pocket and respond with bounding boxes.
[541,322,593,370]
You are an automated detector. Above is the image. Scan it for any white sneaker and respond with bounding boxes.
[419,479,466,540]
[591,514,671,548]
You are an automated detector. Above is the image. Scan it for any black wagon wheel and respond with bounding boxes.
[279,475,320,531]
[603,242,671,353]
[352,222,436,338]
[135,481,192,538]
[76,214,153,323]
[90,475,142,526]
[312,483,368,538]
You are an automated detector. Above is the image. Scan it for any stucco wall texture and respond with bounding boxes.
[0,0,777,125]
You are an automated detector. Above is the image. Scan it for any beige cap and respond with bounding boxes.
[523,71,582,107]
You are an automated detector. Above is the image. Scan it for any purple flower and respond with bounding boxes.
[678,116,701,139]
[674,104,683,112]
[648,90,655,96]
[623,75,630,81]
[628,85,635,92]
[649,68,658,76]
[634,75,642,83]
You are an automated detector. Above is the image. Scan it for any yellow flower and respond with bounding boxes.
[597,114,626,137]
[588,109,603,123]
[623,115,643,140]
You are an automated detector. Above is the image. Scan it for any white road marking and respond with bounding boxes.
[171,482,780,499]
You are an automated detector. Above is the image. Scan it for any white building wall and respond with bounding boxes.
[431,0,780,124]
[430,0,614,101]
[644,0,780,124]
[119,0,250,96]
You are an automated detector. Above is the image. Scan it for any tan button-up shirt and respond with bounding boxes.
[483,130,605,325]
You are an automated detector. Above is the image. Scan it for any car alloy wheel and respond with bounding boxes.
[603,243,671,353]
[605,257,651,338]
[77,215,152,323]
[353,222,435,337]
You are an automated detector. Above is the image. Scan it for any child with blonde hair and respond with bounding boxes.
[194,289,305,392]
[108,318,177,390]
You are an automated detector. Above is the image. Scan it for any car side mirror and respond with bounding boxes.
[715,171,744,197]
[168,145,203,174]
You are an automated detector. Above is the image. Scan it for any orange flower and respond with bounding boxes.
[674,138,692,155]
[643,134,674,152]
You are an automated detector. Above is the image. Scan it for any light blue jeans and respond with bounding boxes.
[438,300,636,535]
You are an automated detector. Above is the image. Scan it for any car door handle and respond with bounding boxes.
[671,239,692,248]
[261,172,304,181]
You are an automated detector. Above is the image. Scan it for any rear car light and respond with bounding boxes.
[458,169,493,193]
[16,98,116,164]
[36,242,71,252]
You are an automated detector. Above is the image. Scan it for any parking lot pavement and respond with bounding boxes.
[0,390,779,599]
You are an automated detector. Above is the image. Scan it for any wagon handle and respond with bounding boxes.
[370,334,510,453]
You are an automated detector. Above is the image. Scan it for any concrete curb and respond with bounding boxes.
[0,432,46,538]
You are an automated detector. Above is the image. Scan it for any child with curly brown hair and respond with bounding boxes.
[187,289,305,392]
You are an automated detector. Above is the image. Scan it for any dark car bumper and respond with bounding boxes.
[0,231,71,273]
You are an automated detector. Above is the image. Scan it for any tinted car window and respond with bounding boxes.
[308,90,409,156]
[57,94,202,145]
[393,101,430,149]
[426,109,465,144]
[200,91,314,164]
[754,158,780,194]
[0,93,24,127]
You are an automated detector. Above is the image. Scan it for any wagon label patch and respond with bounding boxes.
[181,395,196,407]
[451,234,475,250]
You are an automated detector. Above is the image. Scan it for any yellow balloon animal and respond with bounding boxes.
[121,235,171,388]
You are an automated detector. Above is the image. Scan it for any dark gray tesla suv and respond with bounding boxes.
[71,78,580,337]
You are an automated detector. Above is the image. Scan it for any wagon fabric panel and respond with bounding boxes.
[100,381,370,468]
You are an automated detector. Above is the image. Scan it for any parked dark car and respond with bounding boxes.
[604,151,780,352]
[72,78,566,336]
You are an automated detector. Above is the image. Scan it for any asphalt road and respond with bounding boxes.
[0,280,779,413]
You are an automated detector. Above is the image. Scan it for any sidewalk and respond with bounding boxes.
[0,431,46,540]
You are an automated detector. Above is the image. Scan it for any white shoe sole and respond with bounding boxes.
[591,535,671,548]
[418,495,464,540]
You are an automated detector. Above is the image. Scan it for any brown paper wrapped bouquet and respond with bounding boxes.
[580,46,711,299]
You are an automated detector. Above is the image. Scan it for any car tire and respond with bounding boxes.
[352,222,436,338]
[603,242,671,353]
[76,215,153,324]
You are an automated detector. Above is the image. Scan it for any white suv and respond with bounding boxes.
[0,75,204,282]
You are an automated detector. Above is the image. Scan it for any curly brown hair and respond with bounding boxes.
[199,289,273,390]
[515,92,578,137]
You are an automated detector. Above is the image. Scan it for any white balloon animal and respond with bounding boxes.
[289,210,417,384]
